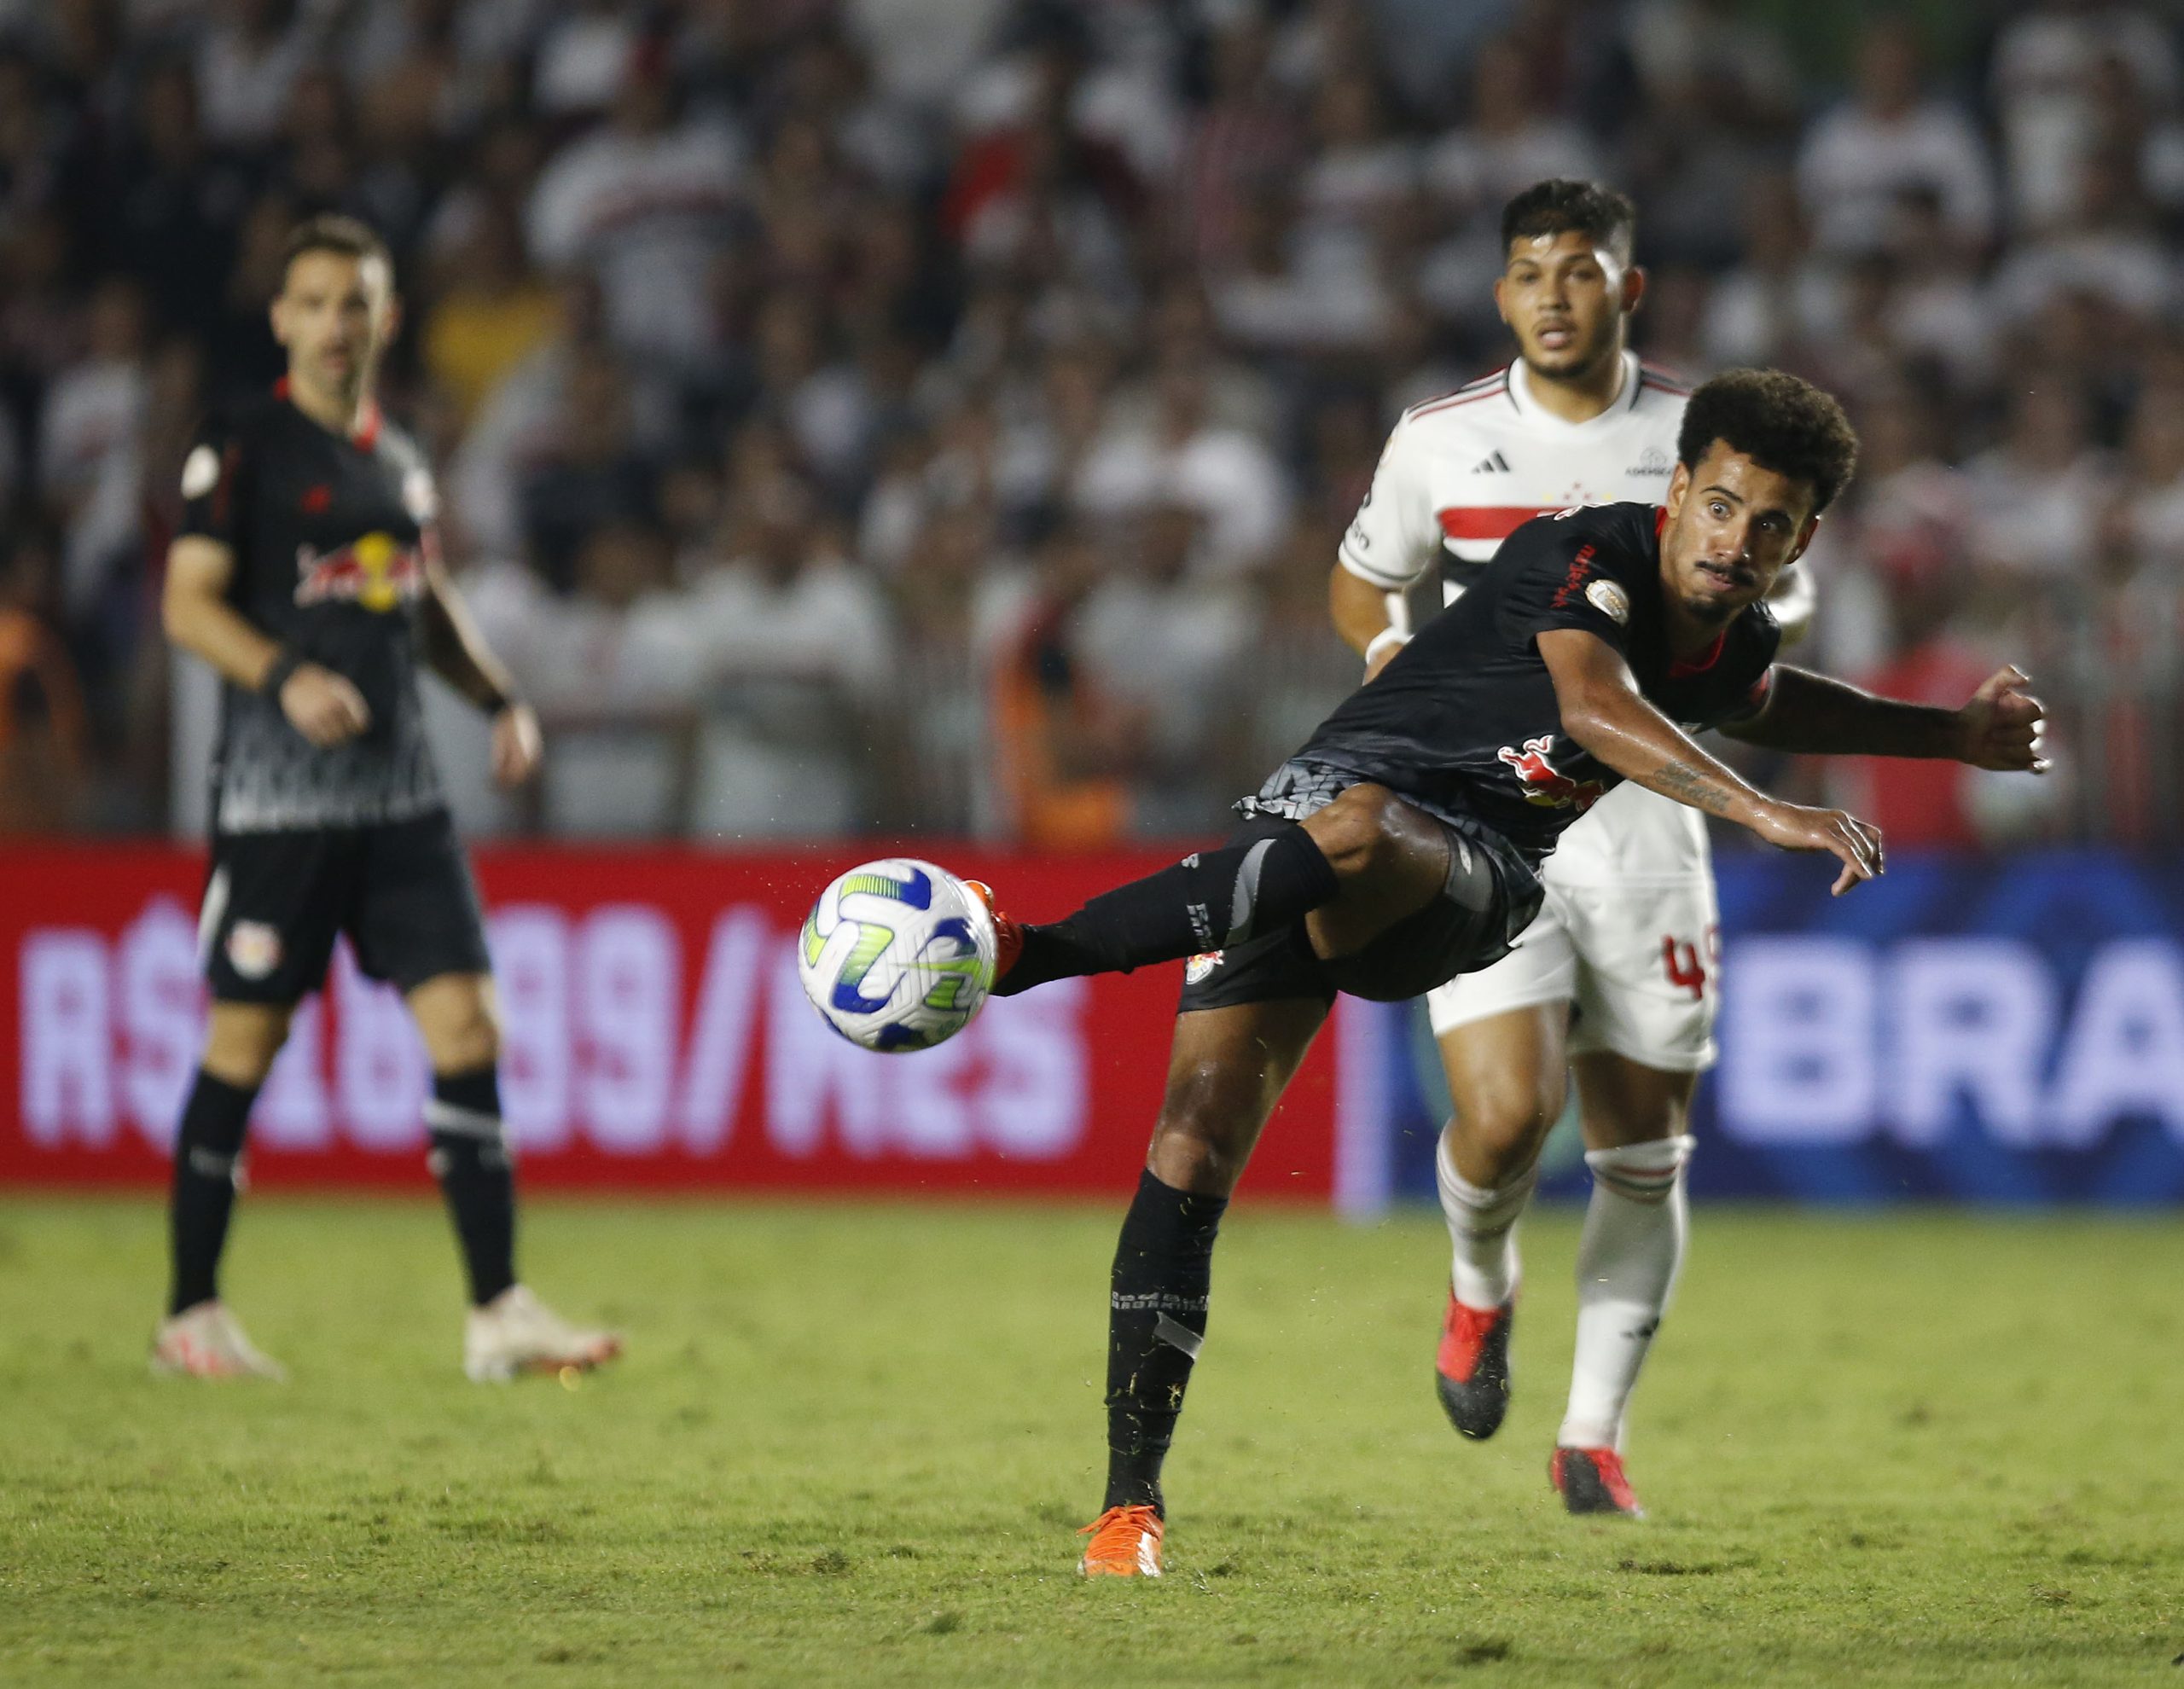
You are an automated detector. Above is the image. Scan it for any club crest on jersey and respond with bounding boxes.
[225,920,282,979]
[1585,578,1630,624]
[1185,951,1223,984]
[1497,734,1605,812]
[294,531,421,613]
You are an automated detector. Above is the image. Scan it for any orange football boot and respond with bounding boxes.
[962,879,1024,985]
[1077,1504,1164,1577]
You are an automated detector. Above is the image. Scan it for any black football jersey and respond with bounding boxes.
[1291,501,1780,865]
[178,384,445,832]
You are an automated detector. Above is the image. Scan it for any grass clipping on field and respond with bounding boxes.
[0,1199,2179,1687]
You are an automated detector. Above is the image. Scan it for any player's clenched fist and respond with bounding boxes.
[279,663,372,746]
[1747,799,1885,897]
[1955,665,2048,773]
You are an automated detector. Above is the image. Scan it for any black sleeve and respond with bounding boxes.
[177,415,247,548]
[1493,514,1637,656]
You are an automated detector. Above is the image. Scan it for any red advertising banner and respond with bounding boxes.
[0,844,1356,1201]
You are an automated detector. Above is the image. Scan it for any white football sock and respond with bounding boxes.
[1559,1135,1694,1451]
[1434,1130,1538,1309]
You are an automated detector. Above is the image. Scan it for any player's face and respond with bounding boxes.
[1494,231,1636,380]
[271,250,395,402]
[1659,443,1821,627]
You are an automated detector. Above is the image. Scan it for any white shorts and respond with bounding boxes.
[1426,872,1723,1072]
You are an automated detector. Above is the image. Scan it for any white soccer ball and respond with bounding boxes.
[798,858,997,1053]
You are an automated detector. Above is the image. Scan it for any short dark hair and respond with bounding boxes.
[1501,179,1637,266]
[1676,368,1860,514]
[281,213,391,282]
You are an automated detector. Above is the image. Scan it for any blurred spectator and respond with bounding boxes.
[195,0,315,151]
[1072,502,1255,833]
[38,277,148,630]
[534,0,642,119]
[526,49,743,364]
[1704,171,1833,369]
[1076,361,1289,577]
[1990,0,2179,233]
[990,522,1134,849]
[422,199,560,424]
[517,346,658,592]
[1797,19,1995,256]
[1965,378,2117,580]
[688,468,893,702]
[2110,377,2184,566]
[0,529,90,832]
[101,57,252,343]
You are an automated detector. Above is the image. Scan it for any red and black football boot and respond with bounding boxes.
[1434,1291,1514,1440]
[1550,1446,1643,1518]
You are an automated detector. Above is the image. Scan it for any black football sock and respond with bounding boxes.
[1103,1168,1229,1516]
[426,1067,518,1307]
[995,824,1339,995]
[169,1070,260,1316]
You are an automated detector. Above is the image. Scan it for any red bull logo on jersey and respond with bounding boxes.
[1497,734,1605,811]
[294,531,421,613]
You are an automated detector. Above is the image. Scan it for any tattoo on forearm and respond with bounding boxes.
[1652,759,1740,816]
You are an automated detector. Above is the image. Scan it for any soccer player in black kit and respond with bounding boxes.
[153,215,619,1382]
[967,369,2048,1575]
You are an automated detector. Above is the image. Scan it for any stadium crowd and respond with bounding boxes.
[1,0,2181,843]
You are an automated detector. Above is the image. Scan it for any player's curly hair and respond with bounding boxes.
[1501,179,1636,265]
[1676,368,1860,514]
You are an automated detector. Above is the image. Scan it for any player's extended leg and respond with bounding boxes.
[1431,1005,1571,1438]
[405,972,622,1381]
[1552,1052,1698,1518]
[1081,996,1330,1577]
[153,1002,295,1378]
[995,784,1453,995]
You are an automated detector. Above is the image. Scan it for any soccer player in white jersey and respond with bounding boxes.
[1330,181,1815,1516]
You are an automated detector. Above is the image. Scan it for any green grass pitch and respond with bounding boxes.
[1,1196,2179,1686]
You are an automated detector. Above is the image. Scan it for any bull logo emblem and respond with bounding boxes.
[294,531,421,612]
[1496,734,1605,811]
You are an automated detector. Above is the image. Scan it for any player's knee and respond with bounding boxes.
[440,1010,500,1071]
[201,1002,294,1086]
[1302,784,1402,879]
[1451,1082,1562,1181]
[1149,1064,1258,1193]
[415,980,500,1071]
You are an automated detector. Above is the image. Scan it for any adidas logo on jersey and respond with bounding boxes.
[1471,450,1512,473]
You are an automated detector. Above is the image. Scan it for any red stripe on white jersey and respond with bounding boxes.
[1437,506,1560,543]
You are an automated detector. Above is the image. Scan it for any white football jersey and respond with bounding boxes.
[1339,351,1706,883]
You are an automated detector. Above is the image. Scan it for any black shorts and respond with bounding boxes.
[199,809,491,1004]
[1176,812,1543,1013]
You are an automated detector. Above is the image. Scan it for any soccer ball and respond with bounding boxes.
[798,859,997,1052]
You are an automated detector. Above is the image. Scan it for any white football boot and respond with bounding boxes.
[463,1285,623,1382]
[150,1302,288,1380]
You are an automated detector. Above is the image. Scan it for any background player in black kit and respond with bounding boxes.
[967,369,2048,1576]
[152,215,619,1382]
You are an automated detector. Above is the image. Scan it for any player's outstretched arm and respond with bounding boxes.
[162,536,370,747]
[1538,627,1884,896]
[418,542,540,786]
[1720,663,2048,772]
